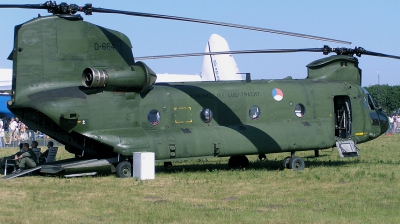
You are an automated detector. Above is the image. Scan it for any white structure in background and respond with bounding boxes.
[200,34,242,81]
[0,69,12,93]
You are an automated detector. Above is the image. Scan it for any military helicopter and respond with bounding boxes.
[0,2,395,178]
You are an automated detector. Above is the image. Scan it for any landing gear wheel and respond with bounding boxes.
[258,154,267,161]
[116,161,132,178]
[282,156,291,169]
[289,157,305,171]
[228,156,249,168]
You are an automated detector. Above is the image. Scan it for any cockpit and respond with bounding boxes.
[362,88,389,135]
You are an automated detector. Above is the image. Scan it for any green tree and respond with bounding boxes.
[364,85,400,113]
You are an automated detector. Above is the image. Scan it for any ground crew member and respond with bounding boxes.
[14,143,37,173]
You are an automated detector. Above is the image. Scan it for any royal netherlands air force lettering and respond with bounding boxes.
[189,91,260,99]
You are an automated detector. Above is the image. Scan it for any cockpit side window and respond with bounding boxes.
[364,97,371,110]
[362,88,376,111]
[367,94,376,110]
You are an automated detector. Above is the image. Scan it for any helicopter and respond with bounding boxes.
[0,2,395,178]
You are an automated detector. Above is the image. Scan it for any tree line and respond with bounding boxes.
[364,85,400,114]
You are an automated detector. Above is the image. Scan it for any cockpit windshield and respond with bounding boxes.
[362,88,376,110]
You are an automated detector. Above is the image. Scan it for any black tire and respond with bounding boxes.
[228,156,249,168]
[164,162,172,168]
[289,157,305,171]
[282,156,291,169]
[116,161,132,178]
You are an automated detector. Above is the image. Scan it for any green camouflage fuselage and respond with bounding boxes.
[8,15,388,159]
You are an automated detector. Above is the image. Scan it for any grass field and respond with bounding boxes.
[0,135,399,223]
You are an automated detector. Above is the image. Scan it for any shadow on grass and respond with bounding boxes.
[303,154,330,159]
[155,157,361,174]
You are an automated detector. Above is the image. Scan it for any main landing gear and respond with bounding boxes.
[116,161,132,178]
[282,152,305,171]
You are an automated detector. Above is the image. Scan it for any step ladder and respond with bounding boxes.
[336,139,359,158]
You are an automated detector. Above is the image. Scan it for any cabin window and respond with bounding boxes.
[200,108,213,123]
[148,109,161,125]
[249,105,261,120]
[294,104,306,118]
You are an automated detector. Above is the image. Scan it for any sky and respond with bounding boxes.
[0,0,399,86]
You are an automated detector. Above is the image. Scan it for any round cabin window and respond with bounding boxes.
[148,109,161,125]
[200,108,213,123]
[294,104,306,118]
[249,105,261,120]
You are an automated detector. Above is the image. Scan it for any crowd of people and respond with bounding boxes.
[387,114,400,135]
[0,117,42,148]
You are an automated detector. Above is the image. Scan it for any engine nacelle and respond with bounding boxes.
[82,61,157,93]
[306,55,361,86]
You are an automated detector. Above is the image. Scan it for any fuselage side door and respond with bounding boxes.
[334,96,352,139]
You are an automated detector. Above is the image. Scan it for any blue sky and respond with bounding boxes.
[0,0,399,86]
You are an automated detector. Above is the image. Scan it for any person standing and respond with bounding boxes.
[388,115,394,135]
[0,118,5,148]
[19,122,27,141]
[393,115,398,135]
[7,117,20,145]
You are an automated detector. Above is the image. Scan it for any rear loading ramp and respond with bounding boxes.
[40,157,118,176]
[2,157,119,179]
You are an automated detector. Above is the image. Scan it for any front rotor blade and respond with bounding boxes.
[363,50,400,60]
[92,8,351,45]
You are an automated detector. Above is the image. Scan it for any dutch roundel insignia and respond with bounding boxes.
[272,88,284,101]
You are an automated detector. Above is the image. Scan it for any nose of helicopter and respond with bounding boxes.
[378,111,389,135]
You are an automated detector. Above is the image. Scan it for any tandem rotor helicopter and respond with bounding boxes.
[0,2,397,178]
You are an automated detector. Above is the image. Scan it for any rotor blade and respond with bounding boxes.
[92,8,350,45]
[135,48,323,60]
[361,50,400,60]
[0,2,350,44]
[0,4,47,10]
[326,46,400,60]
[135,46,400,61]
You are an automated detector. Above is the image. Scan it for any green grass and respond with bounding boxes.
[1,135,400,223]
